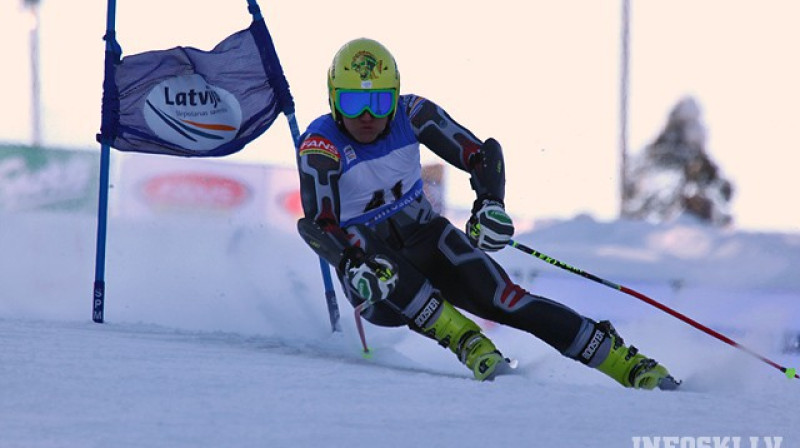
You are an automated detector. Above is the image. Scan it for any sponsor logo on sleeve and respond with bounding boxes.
[298,136,340,162]
[343,145,357,163]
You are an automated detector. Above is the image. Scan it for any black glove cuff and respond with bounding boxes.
[471,195,504,214]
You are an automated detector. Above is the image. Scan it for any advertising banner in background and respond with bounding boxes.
[0,144,447,234]
[0,145,99,214]
[115,154,447,233]
[422,163,445,214]
[115,153,296,227]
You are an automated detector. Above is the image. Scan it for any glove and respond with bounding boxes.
[466,198,514,251]
[343,248,399,304]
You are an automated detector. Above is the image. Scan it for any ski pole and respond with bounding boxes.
[508,239,799,380]
[353,302,371,357]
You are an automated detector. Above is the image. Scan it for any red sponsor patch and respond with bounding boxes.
[298,136,340,162]
[142,173,250,210]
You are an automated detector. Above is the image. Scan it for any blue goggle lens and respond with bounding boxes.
[336,90,396,118]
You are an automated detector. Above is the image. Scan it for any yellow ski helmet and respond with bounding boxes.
[328,38,400,121]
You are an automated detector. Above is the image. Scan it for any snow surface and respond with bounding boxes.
[1,211,798,447]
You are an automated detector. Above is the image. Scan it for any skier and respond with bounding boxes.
[296,37,677,389]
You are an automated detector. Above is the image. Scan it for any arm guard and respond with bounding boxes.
[404,95,506,204]
[296,132,355,270]
[297,217,353,270]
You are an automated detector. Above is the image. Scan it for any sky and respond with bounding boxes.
[2,0,800,233]
[2,209,798,447]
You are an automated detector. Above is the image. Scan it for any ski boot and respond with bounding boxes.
[417,298,507,381]
[593,321,680,390]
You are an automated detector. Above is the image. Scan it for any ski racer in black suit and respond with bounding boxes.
[296,37,674,387]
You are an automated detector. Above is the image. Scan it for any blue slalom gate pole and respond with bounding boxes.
[92,145,110,323]
[247,0,341,333]
[92,0,120,323]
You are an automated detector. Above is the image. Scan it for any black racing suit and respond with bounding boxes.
[297,94,599,363]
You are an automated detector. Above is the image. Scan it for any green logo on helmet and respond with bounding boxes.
[351,51,384,81]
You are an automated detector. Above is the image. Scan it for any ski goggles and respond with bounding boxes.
[334,89,397,119]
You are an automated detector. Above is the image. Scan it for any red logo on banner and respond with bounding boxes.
[142,173,250,210]
[279,190,303,217]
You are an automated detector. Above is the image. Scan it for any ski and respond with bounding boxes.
[657,374,682,391]
[483,357,519,381]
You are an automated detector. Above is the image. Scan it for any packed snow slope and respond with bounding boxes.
[1,211,798,448]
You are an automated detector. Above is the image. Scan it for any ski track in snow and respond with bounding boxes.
[1,317,797,448]
[2,213,799,447]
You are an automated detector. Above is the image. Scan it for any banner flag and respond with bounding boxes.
[90,0,337,328]
[97,18,292,157]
